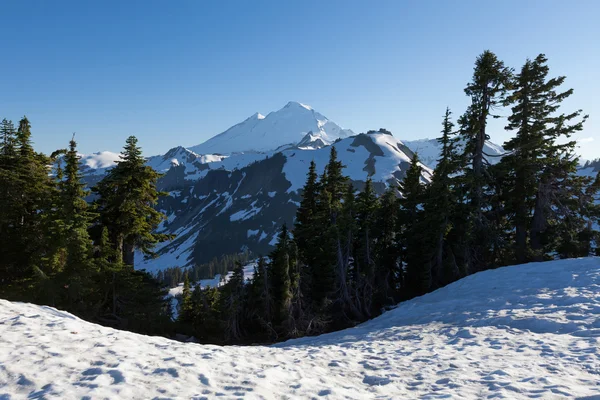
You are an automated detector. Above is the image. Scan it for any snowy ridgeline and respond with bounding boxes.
[2,258,600,399]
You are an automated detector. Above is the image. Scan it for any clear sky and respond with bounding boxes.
[1,0,598,160]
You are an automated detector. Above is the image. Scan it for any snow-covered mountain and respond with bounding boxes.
[2,257,599,399]
[403,137,505,168]
[78,151,122,175]
[136,130,432,272]
[189,101,354,154]
[75,102,525,272]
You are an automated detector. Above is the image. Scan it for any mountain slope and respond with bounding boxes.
[402,137,505,168]
[2,257,599,399]
[189,101,354,155]
[136,131,432,271]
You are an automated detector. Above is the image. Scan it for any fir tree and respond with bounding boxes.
[399,153,429,296]
[501,54,594,261]
[93,136,168,266]
[460,51,512,271]
[59,136,95,273]
[268,224,293,333]
[422,109,463,287]
[178,274,193,324]
[221,261,245,342]
[373,188,402,305]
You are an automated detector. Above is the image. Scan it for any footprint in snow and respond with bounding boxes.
[362,375,391,386]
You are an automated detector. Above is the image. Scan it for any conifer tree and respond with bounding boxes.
[293,160,319,305]
[335,183,362,321]
[59,136,95,273]
[324,146,348,210]
[460,51,512,271]
[221,261,245,341]
[373,188,402,305]
[268,224,294,332]
[0,119,18,280]
[93,136,168,266]
[178,274,193,324]
[2,117,55,280]
[308,170,336,308]
[247,256,273,339]
[399,153,428,296]
[352,178,378,317]
[422,109,463,287]
[501,54,594,261]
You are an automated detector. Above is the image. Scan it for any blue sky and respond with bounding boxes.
[1,0,598,160]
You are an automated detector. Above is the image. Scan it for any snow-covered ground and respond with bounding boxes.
[1,257,600,399]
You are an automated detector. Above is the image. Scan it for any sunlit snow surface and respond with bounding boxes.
[2,258,600,399]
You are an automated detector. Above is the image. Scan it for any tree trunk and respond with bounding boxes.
[530,181,549,261]
[515,173,528,264]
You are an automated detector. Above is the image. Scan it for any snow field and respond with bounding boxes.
[1,257,600,399]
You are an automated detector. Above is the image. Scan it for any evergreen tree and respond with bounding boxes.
[246,256,273,339]
[221,261,245,342]
[268,224,294,333]
[422,109,463,287]
[0,117,55,281]
[324,146,348,210]
[0,119,18,280]
[93,136,168,266]
[352,178,378,317]
[373,188,402,305]
[399,153,429,296]
[293,160,319,305]
[308,170,336,308]
[460,51,512,272]
[334,182,362,321]
[178,274,193,324]
[59,136,95,273]
[501,54,595,261]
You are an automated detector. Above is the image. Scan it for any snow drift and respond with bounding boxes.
[1,257,600,399]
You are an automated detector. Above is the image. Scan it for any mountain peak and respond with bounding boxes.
[284,101,313,111]
[248,112,265,120]
[189,102,352,155]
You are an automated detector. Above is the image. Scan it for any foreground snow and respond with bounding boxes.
[1,258,600,399]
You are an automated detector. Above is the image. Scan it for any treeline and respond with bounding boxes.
[157,251,253,288]
[0,126,172,335]
[176,51,600,344]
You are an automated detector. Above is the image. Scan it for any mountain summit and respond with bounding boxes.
[189,101,353,155]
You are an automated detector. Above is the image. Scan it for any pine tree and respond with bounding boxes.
[373,188,402,306]
[93,136,168,266]
[268,224,293,333]
[178,274,194,324]
[422,109,463,287]
[0,117,56,281]
[463,51,512,211]
[247,256,273,339]
[352,178,378,317]
[500,54,595,261]
[324,146,348,210]
[0,119,18,280]
[293,160,319,305]
[460,51,512,271]
[335,182,362,321]
[399,153,429,296]
[294,160,318,253]
[308,170,336,308]
[59,136,95,273]
[221,261,245,342]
